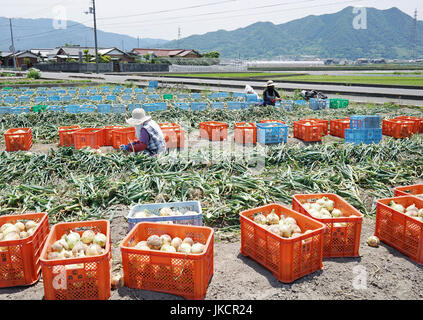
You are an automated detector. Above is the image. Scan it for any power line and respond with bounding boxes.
[105,0,372,30]
[95,0,320,29]
[95,0,238,21]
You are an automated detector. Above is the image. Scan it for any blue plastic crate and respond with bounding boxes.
[128,103,141,112]
[210,102,225,109]
[61,95,72,102]
[278,100,294,111]
[11,106,30,114]
[175,102,189,111]
[134,88,144,93]
[79,95,89,101]
[190,102,207,111]
[89,89,98,95]
[137,94,146,102]
[113,88,122,94]
[309,98,329,110]
[67,90,76,95]
[111,104,127,113]
[48,95,60,102]
[293,100,307,106]
[64,105,80,113]
[148,80,159,88]
[147,87,156,92]
[227,101,248,110]
[127,201,203,230]
[190,93,202,100]
[79,89,88,95]
[121,95,132,101]
[19,96,30,103]
[142,102,167,112]
[34,96,47,103]
[256,122,288,144]
[233,92,247,99]
[345,128,382,144]
[46,90,56,95]
[0,106,11,114]
[79,105,96,113]
[23,90,34,95]
[350,115,380,129]
[56,89,67,95]
[147,94,160,100]
[101,87,110,93]
[123,88,133,94]
[97,104,112,113]
[90,95,103,102]
[106,95,117,102]
[4,96,16,104]
[246,94,259,103]
[45,105,63,112]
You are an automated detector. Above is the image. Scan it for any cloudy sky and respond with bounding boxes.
[1,0,422,40]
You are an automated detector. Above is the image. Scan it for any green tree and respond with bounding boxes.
[203,51,220,58]
[83,49,92,63]
[97,54,111,63]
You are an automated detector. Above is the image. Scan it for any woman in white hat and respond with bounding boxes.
[120,108,166,156]
[262,80,281,106]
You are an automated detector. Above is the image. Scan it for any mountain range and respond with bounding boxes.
[161,6,423,59]
[1,7,422,60]
[0,17,167,52]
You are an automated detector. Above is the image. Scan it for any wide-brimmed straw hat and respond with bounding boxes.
[126,108,151,126]
[266,80,275,87]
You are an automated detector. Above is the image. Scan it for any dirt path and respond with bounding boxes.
[1,205,422,300]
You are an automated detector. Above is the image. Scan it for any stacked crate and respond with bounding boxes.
[345,115,382,144]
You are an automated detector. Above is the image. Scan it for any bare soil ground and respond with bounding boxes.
[1,204,422,300]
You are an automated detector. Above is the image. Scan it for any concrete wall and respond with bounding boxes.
[119,63,169,72]
[34,62,169,73]
[34,62,113,73]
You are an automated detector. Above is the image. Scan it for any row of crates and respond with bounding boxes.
[309,98,349,110]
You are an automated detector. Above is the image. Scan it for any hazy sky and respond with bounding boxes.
[1,0,422,40]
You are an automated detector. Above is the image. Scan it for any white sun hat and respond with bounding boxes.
[126,108,151,126]
[266,80,275,87]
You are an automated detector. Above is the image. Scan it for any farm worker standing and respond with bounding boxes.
[262,80,282,106]
[120,108,166,156]
[244,85,259,100]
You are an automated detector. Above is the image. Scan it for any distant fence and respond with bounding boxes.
[119,63,169,72]
[34,62,169,73]
[169,64,247,73]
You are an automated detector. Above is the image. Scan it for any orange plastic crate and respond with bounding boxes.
[104,126,125,146]
[292,193,363,258]
[234,122,257,144]
[58,126,80,147]
[112,127,136,149]
[240,204,325,283]
[394,184,423,199]
[303,119,329,135]
[73,128,105,149]
[293,120,322,142]
[199,121,228,141]
[394,116,423,134]
[40,220,111,300]
[4,128,33,152]
[120,222,214,300]
[159,123,185,149]
[330,118,350,138]
[382,119,414,139]
[375,196,423,264]
[0,213,49,288]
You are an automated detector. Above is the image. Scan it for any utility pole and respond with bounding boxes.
[412,9,417,61]
[86,0,99,73]
[9,18,17,69]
